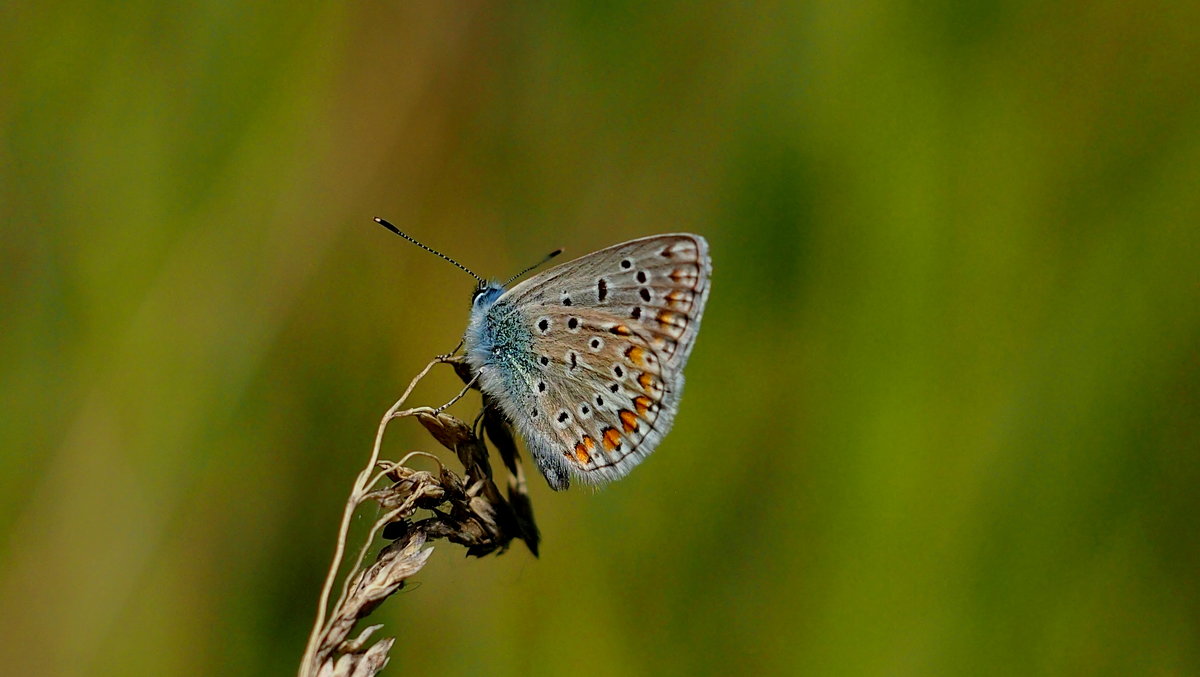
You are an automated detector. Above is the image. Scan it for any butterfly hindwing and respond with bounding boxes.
[508,307,675,485]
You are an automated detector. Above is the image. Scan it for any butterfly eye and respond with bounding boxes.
[471,284,501,308]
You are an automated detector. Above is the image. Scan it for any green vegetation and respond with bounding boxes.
[2,3,1197,675]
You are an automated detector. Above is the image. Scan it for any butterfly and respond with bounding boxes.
[377,219,711,490]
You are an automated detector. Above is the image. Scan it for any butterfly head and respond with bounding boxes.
[471,281,506,311]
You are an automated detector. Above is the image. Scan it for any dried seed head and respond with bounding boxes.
[415,411,474,450]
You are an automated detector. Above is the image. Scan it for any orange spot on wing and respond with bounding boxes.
[625,345,645,365]
[665,290,690,308]
[638,372,658,391]
[602,427,621,451]
[574,442,591,462]
[669,267,698,284]
[609,324,633,336]
[582,434,596,451]
[656,310,682,327]
[619,409,639,433]
[634,395,653,415]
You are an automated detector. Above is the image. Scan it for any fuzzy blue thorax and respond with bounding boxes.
[463,281,536,416]
[462,280,572,490]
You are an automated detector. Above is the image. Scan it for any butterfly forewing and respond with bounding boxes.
[499,234,710,486]
[506,234,710,373]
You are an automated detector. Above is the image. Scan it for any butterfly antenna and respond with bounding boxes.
[503,248,563,286]
[375,217,485,285]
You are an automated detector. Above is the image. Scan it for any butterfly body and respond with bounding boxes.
[462,233,711,491]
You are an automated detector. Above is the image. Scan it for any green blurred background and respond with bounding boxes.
[3,2,1199,675]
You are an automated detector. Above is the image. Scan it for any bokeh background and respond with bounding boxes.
[3,2,1199,675]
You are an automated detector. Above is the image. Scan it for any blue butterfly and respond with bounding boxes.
[378,219,710,490]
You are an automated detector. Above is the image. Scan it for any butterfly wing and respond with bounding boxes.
[505,234,710,373]
[495,234,711,488]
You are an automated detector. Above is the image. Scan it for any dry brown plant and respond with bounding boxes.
[298,355,539,677]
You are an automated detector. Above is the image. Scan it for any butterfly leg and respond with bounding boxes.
[437,338,465,360]
[439,353,483,391]
[433,369,481,414]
